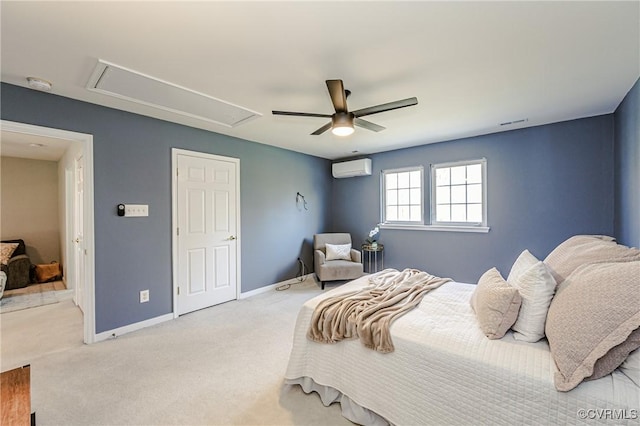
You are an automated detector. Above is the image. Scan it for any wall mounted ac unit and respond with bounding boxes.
[332,158,372,178]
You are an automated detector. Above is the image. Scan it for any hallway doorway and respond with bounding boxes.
[1,120,96,343]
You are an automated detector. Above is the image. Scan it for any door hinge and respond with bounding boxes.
[177,287,180,295]
[176,168,179,177]
[177,227,180,236]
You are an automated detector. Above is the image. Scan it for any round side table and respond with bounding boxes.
[361,243,384,273]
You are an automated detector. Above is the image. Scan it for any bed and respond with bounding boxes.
[284,236,640,425]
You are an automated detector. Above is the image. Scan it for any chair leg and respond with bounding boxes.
[321,281,325,290]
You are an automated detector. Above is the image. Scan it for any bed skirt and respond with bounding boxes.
[285,377,390,426]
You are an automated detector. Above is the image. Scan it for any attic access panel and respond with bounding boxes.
[86,60,260,127]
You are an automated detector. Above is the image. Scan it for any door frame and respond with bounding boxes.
[171,148,241,318]
[73,153,85,312]
[2,120,96,344]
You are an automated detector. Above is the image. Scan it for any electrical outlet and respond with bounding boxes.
[124,204,149,217]
[140,289,149,303]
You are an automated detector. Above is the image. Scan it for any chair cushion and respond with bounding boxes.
[0,243,19,265]
[0,239,26,257]
[318,260,363,282]
[314,233,352,251]
[326,243,352,261]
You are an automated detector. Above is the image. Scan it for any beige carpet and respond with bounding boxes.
[3,280,67,297]
[0,280,73,314]
[0,277,352,425]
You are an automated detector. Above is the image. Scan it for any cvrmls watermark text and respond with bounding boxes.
[577,409,638,420]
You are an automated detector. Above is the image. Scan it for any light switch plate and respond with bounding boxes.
[124,204,149,217]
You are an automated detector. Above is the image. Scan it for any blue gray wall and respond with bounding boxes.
[614,78,640,248]
[331,116,615,283]
[2,79,634,332]
[1,83,331,333]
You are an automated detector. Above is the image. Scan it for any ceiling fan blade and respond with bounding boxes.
[272,110,332,118]
[326,80,348,113]
[352,97,418,118]
[311,122,332,135]
[354,118,386,132]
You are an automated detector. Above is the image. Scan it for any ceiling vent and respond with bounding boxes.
[86,60,260,127]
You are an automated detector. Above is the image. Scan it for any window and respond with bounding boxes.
[382,167,423,224]
[431,159,487,227]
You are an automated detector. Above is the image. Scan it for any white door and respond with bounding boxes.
[74,155,85,312]
[176,152,238,315]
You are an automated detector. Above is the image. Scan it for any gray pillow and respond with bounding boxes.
[545,260,640,391]
[544,235,640,284]
[470,268,522,340]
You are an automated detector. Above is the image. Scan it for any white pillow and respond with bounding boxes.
[619,348,640,387]
[506,250,557,342]
[325,243,352,261]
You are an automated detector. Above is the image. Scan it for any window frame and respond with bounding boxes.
[380,166,425,226]
[429,158,488,228]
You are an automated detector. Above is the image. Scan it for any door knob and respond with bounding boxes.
[227,236,236,241]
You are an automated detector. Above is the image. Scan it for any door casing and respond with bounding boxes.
[2,120,96,343]
[171,148,241,317]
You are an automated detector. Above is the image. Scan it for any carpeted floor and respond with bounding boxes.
[0,276,352,425]
[0,281,73,314]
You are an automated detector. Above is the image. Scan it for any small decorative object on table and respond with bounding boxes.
[366,224,381,249]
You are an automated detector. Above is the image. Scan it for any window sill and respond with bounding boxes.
[380,224,490,233]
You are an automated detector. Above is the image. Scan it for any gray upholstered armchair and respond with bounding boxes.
[0,239,32,290]
[313,233,364,290]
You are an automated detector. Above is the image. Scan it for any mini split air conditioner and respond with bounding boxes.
[332,158,372,178]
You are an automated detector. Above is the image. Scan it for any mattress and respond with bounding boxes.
[284,273,640,425]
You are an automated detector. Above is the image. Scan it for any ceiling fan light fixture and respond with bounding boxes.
[331,113,355,136]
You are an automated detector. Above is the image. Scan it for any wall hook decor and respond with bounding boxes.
[296,192,308,211]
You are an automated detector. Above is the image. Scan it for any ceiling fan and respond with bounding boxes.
[272,80,418,136]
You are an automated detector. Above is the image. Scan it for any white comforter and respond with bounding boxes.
[285,273,639,425]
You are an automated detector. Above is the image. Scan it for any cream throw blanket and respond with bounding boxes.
[307,268,451,353]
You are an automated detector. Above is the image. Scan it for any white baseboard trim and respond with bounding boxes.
[94,274,317,341]
[239,273,316,299]
[94,313,174,342]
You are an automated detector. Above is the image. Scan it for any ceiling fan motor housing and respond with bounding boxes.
[332,112,354,128]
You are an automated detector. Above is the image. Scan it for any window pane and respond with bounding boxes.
[410,206,421,221]
[387,189,398,205]
[436,168,450,186]
[386,173,397,189]
[450,166,466,185]
[410,170,421,188]
[467,184,482,203]
[467,204,482,222]
[386,206,398,221]
[451,185,466,203]
[383,167,423,224]
[398,205,410,221]
[436,186,450,204]
[436,205,450,221]
[397,172,410,188]
[398,189,410,205]
[451,204,466,222]
[409,188,421,204]
[431,160,486,226]
[467,164,482,184]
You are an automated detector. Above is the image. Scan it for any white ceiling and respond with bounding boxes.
[1,1,638,160]
[1,130,70,161]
